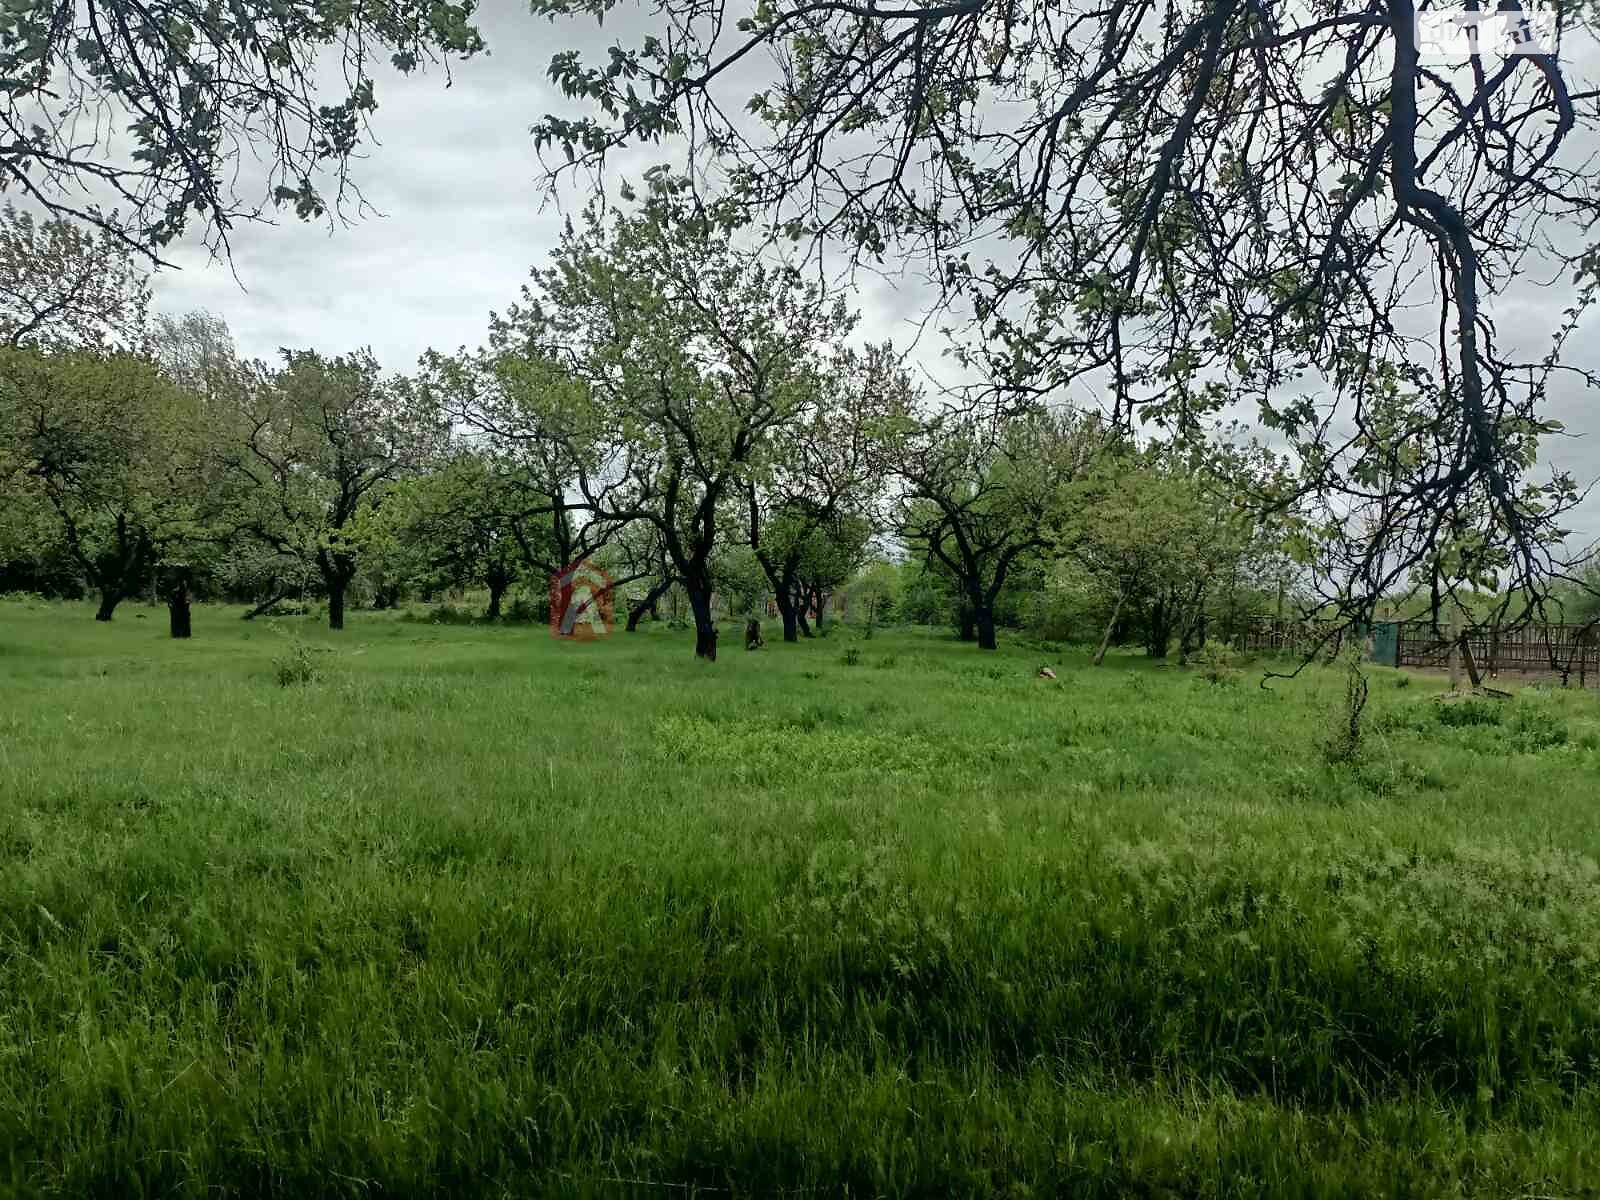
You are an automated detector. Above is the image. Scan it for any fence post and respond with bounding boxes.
[1448,611,1462,691]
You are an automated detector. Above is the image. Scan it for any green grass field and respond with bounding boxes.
[3,598,1600,1197]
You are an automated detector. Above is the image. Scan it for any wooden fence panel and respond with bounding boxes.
[1240,619,1599,686]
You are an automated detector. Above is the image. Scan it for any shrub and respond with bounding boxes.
[255,600,314,617]
[1373,704,1432,735]
[872,654,898,670]
[965,663,1008,682]
[428,602,478,626]
[1323,651,1369,763]
[840,647,862,667]
[1507,703,1568,752]
[1196,639,1239,686]
[504,594,549,624]
[272,638,320,687]
[1434,698,1503,728]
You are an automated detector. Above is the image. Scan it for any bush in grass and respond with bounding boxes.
[840,647,862,666]
[272,638,319,687]
[1507,703,1568,752]
[1435,698,1503,728]
[436,602,480,625]
[1323,651,1369,763]
[504,593,549,624]
[1197,639,1239,686]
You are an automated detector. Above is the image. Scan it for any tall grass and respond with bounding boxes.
[2,599,1599,1196]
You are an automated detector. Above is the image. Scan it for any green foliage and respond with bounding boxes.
[407,601,478,626]
[356,449,535,616]
[846,557,901,628]
[1060,442,1286,659]
[1196,638,1239,686]
[504,591,549,625]
[0,1,482,255]
[1436,698,1505,728]
[894,405,1102,650]
[270,635,320,686]
[0,346,218,615]
[482,185,859,658]
[0,204,150,349]
[1507,701,1569,752]
[1322,651,1369,763]
[234,347,444,628]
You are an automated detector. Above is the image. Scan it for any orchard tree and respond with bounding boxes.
[1,348,214,619]
[895,404,1102,650]
[1068,457,1193,665]
[150,311,314,617]
[848,558,901,633]
[150,311,250,406]
[747,343,902,640]
[612,520,679,631]
[422,348,624,584]
[234,349,441,630]
[534,0,1600,632]
[712,543,770,618]
[491,179,854,660]
[0,2,483,257]
[1555,559,1600,627]
[1066,443,1287,662]
[360,449,534,619]
[790,511,873,634]
[0,205,149,347]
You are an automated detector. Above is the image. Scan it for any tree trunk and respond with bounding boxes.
[242,587,290,620]
[1178,612,1205,665]
[1448,612,1461,690]
[1460,633,1483,688]
[485,576,507,622]
[957,603,976,642]
[168,579,192,638]
[974,605,998,651]
[1093,591,1127,667]
[688,586,718,660]
[94,589,120,621]
[774,587,799,642]
[328,581,346,631]
[1147,597,1171,659]
[789,584,813,637]
[810,588,828,633]
[627,577,675,632]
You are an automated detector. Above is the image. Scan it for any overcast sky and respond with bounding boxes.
[147,3,1600,548]
[148,6,932,368]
